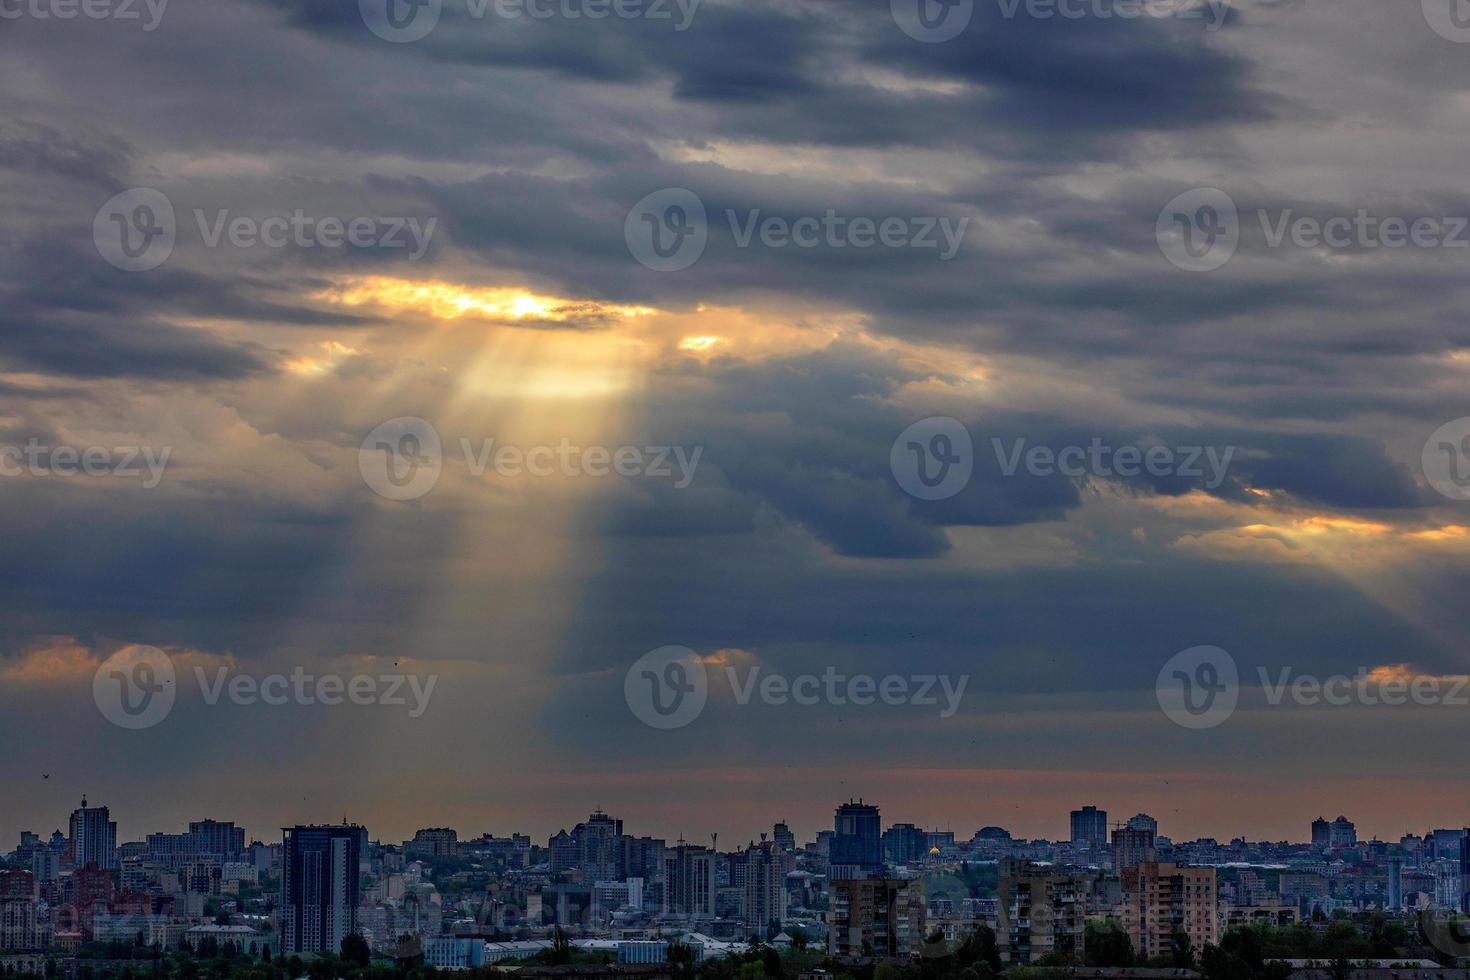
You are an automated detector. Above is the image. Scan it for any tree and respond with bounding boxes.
[550,927,572,966]
[340,933,371,968]
[952,926,1002,974]
[1199,945,1252,980]
[1170,929,1196,969]
[1085,922,1134,967]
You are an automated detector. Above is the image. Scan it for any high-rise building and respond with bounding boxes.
[1388,857,1403,911]
[772,823,796,853]
[188,820,246,860]
[665,843,716,918]
[1330,816,1357,848]
[1112,826,1156,871]
[1311,818,1331,848]
[1126,813,1158,835]
[831,800,882,880]
[68,799,117,871]
[1460,827,1470,914]
[828,878,925,958]
[620,836,666,884]
[281,825,362,954]
[1070,806,1108,848]
[1120,862,1218,961]
[0,871,41,952]
[996,858,1091,965]
[404,828,458,858]
[741,840,787,933]
[549,811,623,882]
[882,823,929,865]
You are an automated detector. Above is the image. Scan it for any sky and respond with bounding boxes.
[3,0,1470,851]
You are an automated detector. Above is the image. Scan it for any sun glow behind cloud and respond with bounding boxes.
[313,277,658,325]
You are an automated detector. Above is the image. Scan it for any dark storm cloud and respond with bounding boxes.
[567,346,1428,560]
[865,0,1273,134]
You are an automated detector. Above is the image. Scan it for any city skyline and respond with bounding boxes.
[5,792,1464,854]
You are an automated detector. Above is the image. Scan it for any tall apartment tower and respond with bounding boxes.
[665,843,716,918]
[741,840,788,933]
[1112,826,1157,871]
[1460,827,1470,914]
[1070,806,1108,848]
[189,820,246,860]
[1312,818,1331,848]
[772,822,796,853]
[828,878,925,958]
[831,800,883,880]
[0,870,41,952]
[996,858,1092,965]
[68,799,118,871]
[1120,862,1218,961]
[281,825,363,954]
